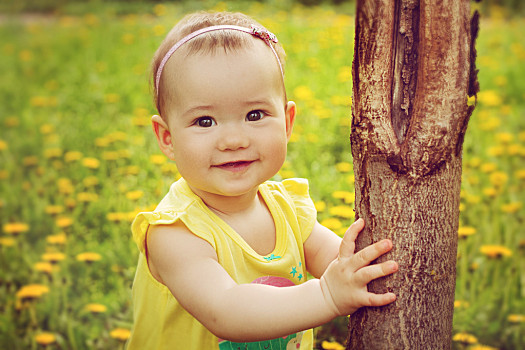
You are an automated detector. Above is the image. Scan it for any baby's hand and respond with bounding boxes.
[319,218,398,316]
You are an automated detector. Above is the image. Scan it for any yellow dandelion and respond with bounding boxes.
[477,90,502,107]
[19,49,33,61]
[469,345,499,350]
[46,232,67,245]
[306,133,319,143]
[102,151,119,161]
[329,205,355,219]
[16,284,50,300]
[330,95,352,107]
[0,139,7,151]
[126,190,144,201]
[332,190,354,204]
[480,245,512,259]
[3,222,29,235]
[153,24,166,36]
[212,1,228,12]
[161,162,178,175]
[105,93,120,103]
[23,156,39,167]
[58,178,74,195]
[85,303,107,314]
[82,157,100,169]
[454,300,470,309]
[110,328,131,342]
[132,116,150,127]
[458,226,476,238]
[83,176,99,187]
[506,144,520,155]
[77,192,99,202]
[0,237,16,247]
[320,217,343,231]
[64,151,83,162]
[43,148,62,159]
[35,332,56,346]
[335,162,352,173]
[495,132,513,143]
[480,163,497,173]
[293,85,314,101]
[56,217,73,228]
[501,201,522,214]
[452,332,478,344]
[465,194,481,204]
[95,137,110,148]
[45,205,64,215]
[76,252,102,263]
[122,33,134,45]
[322,340,345,350]
[65,198,77,209]
[479,116,501,131]
[84,13,99,26]
[150,154,166,165]
[279,169,295,179]
[34,262,53,274]
[468,157,482,168]
[314,200,326,212]
[4,116,19,127]
[107,212,127,222]
[118,149,131,159]
[337,65,352,83]
[487,146,504,157]
[508,314,525,323]
[107,131,127,142]
[288,133,300,143]
[153,4,167,16]
[42,252,66,264]
[482,187,498,197]
[0,169,8,180]
[123,165,140,175]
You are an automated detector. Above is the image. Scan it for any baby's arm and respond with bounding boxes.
[147,219,396,342]
[305,218,398,316]
[147,221,335,342]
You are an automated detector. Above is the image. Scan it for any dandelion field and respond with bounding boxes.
[0,1,523,349]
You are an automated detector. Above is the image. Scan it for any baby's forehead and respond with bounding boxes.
[160,41,286,109]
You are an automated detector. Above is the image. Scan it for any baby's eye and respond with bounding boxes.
[246,110,266,122]
[194,117,216,128]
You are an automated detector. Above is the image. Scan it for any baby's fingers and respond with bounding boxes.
[339,218,365,259]
[364,292,397,307]
[355,260,398,285]
[351,239,393,270]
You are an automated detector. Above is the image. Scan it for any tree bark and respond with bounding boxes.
[347,0,478,349]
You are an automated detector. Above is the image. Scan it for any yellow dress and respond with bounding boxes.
[127,177,316,350]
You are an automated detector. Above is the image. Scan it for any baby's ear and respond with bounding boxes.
[285,101,296,141]
[152,115,176,161]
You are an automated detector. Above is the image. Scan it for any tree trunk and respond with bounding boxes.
[347,0,478,349]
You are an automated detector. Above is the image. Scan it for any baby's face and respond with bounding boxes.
[161,40,295,200]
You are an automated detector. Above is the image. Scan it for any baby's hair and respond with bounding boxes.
[151,11,286,118]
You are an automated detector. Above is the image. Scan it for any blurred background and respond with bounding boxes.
[0,0,523,349]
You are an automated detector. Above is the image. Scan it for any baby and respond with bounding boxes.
[127,11,398,350]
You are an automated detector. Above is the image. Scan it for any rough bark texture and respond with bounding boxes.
[347,0,477,349]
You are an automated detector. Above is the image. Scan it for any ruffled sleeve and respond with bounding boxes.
[131,211,182,255]
[281,178,317,242]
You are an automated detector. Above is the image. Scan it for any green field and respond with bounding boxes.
[0,1,523,349]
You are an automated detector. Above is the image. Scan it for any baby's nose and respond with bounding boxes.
[218,126,250,151]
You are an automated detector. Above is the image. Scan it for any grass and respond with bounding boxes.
[0,1,523,349]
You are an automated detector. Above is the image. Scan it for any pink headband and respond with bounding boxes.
[155,24,283,95]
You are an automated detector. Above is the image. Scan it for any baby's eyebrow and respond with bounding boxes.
[182,105,214,117]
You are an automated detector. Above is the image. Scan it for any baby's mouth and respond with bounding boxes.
[214,160,254,171]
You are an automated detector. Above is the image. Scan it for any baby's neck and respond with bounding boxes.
[190,185,261,217]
